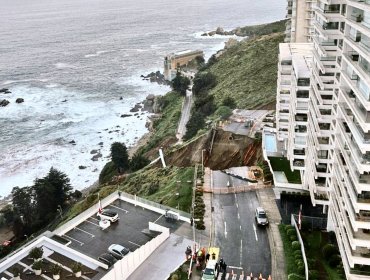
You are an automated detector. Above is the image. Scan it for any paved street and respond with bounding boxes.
[212,170,249,188]
[212,192,271,277]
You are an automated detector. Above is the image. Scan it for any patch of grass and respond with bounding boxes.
[119,166,194,212]
[268,157,301,184]
[236,19,287,37]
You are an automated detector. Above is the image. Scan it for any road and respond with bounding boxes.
[212,169,249,188]
[177,88,192,141]
[212,191,271,277]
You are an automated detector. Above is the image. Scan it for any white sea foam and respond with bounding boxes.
[0,85,152,197]
[55,62,77,69]
[84,50,115,58]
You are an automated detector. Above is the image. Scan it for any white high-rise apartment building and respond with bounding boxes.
[285,0,316,43]
[277,0,370,278]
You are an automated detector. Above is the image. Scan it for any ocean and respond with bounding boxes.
[0,0,286,197]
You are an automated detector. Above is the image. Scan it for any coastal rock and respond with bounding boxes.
[16,98,24,104]
[201,33,208,36]
[90,149,98,154]
[0,99,10,107]
[69,140,76,144]
[0,88,11,94]
[98,142,103,146]
[130,103,142,112]
[141,71,170,86]
[208,31,216,36]
[79,165,87,169]
[215,27,224,35]
[91,152,102,161]
[120,114,131,118]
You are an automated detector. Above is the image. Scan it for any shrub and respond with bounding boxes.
[147,183,159,195]
[287,229,296,236]
[129,152,150,171]
[290,235,297,241]
[214,106,232,120]
[12,267,21,277]
[309,270,319,280]
[322,244,338,259]
[192,71,217,95]
[288,273,305,280]
[297,265,305,275]
[171,71,190,96]
[292,241,300,250]
[29,246,43,260]
[222,96,237,109]
[52,263,62,275]
[32,260,43,270]
[294,250,302,258]
[285,224,294,231]
[328,254,342,268]
[72,262,82,273]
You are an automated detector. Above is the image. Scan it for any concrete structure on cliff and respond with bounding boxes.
[270,0,370,278]
[163,49,203,80]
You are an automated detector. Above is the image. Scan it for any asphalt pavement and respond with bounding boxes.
[212,170,249,189]
[212,192,271,277]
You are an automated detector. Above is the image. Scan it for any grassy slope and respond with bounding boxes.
[236,19,287,37]
[208,32,284,109]
[118,166,194,212]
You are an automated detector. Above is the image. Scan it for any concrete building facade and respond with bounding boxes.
[277,0,370,278]
[285,0,317,43]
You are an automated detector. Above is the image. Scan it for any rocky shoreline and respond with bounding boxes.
[0,88,24,107]
[201,26,247,37]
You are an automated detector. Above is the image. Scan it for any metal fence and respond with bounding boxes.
[291,214,327,231]
[203,184,270,194]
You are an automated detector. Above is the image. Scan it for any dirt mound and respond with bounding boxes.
[161,129,262,170]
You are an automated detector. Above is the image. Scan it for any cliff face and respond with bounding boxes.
[162,129,262,170]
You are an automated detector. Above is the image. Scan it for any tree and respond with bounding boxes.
[184,111,206,140]
[222,96,237,109]
[171,71,190,96]
[11,186,35,231]
[192,72,217,96]
[129,152,150,171]
[214,106,232,120]
[33,168,72,225]
[111,142,129,173]
[0,205,15,226]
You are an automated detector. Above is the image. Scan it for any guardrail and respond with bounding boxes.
[203,184,269,194]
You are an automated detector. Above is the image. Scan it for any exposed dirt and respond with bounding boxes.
[153,129,263,170]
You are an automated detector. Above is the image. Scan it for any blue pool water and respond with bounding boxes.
[265,134,277,153]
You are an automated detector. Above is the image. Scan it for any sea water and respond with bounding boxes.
[0,0,286,197]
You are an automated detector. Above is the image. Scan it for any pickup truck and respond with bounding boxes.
[97,209,119,223]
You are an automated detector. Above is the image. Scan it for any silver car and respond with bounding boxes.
[255,207,269,226]
[108,244,130,260]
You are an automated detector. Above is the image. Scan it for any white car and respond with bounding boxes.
[108,244,130,260]
[97,209,119,223]
[255,207,269,226]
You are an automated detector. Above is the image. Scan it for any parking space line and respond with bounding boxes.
[74,227,95,238]
[128,241,141,247]
[153,214,164,223]
[109,204,129,213]
[85,219,99,227]
[63,234,84,246]
[89,216,100,222]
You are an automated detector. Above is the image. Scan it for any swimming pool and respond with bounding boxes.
[265,134,277,153]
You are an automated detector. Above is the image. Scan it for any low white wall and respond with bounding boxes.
[53,191,119,236]
[101,223,170,280]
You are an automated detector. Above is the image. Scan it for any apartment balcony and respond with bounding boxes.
[340,86,370,127]
[345,34,370,66]
[346,16,370,41]
[341,70,370,110]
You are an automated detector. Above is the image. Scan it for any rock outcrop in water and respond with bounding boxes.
[141,71,170,85]
[0,99,10,107]
[16,98,24,104]
[0,88,11,94]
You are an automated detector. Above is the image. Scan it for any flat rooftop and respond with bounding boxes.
[279,42,313,61]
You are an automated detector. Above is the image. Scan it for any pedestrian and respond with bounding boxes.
[219,258,224,272]
[222,262,227,274]
[206,253,210,262]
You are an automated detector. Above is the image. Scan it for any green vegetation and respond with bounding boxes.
[279,224,305,279]
[208,32,284,109]
[171,71,191,96]
[140,91,183,154]
[302,231,345,280]
[235,19,287,37]
[119,166,194,212]
[111,142,130,173]
[268,157,301,184]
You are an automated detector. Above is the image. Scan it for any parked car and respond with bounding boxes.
[108,244,130,260]
[97,209,119,223]
[98,253,117,268]
[255,207,269,226]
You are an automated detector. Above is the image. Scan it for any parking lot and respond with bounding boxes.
[63,199,186,261]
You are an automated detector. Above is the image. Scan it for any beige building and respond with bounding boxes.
[163,49,204,80]
[285,0,316,43]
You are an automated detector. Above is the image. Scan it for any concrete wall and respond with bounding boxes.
[101,223,170,280]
